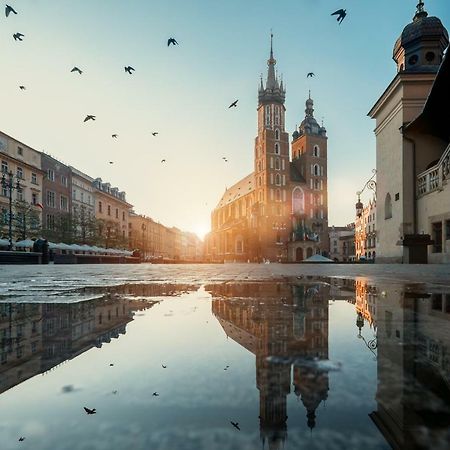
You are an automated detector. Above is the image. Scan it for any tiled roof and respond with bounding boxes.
[215,173,254,209]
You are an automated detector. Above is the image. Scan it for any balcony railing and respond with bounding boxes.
[417,143,450,197]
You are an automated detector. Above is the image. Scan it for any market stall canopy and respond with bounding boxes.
[302,254,334,263]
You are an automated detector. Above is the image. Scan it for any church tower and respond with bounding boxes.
[291,94,329,255]
[253,35,290,261]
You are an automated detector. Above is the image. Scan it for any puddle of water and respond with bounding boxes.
[0,279,448,449]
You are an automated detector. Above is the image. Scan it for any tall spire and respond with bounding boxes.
[266,32,278,90]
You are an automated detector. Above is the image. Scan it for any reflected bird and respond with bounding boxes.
[5,4,17,17]
[162,364,167,368]
[331,9,347,24]
[124,66,135,74]
[71,67,83,75]
[230,421,240,431]
[152,392,159,396]
[84,407,96,415]
[228,100,238,108]
[13,32,24,41]
[84,115,96,122]
[307,72,315,78]
[167,38,178,47]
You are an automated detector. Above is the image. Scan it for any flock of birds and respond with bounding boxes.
[4,3,349,168]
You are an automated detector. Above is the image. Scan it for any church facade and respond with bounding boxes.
[205,37,329,262]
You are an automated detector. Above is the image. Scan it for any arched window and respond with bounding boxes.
[275,129,280,140]
[313,164,320,176]
[274,143,280,155]
[274,106,280,126]
[292,187,305,214]
[258,161,261,172]
[385,193,392,219]
[275,174,281,186]
[275,189,281,201]
[313,145,320,157]
[265,105,271,126]
[275,158,281,170]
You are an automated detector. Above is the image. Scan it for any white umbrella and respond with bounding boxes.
[56,242,72,251]
[302,254,334,263]
[14,239,35,248]
[0,238,12,247]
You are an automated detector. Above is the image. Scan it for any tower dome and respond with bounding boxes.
[393,1,449,73]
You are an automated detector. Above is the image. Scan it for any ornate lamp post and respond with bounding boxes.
[355,169,377,218]
[1,170,21,250]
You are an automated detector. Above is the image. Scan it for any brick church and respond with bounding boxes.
[205,36,329,262]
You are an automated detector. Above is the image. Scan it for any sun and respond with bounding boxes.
[193,224,210,240]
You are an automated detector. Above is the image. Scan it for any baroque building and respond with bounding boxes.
[369,1,449,263]
[205,36,329,262]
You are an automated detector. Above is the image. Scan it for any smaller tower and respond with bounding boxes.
[291,93,329,254]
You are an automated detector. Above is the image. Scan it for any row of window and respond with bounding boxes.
[98,201,126,221]
[72,189,93,205]
[46,191,68,211]
[265,105,282,127]
[1,161,38,184]
[432,220,450,253]
[47,169,68,187]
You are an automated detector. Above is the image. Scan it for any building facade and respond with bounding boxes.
[368,2,449,263]
[93,178,132,248]
[0,132,44,240]
[41,154,72,241]
[329,225,355,262]
[205,37,329,262]
[355,199,377,261]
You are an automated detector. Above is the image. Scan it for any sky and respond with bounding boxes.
[0,0,449,239]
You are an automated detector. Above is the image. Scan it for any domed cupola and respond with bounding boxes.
[393,1,449,73]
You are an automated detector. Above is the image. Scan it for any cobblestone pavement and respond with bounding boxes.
[0,263,449,292]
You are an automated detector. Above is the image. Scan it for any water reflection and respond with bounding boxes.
[0,284,194,396]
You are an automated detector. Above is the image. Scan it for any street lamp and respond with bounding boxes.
[1,170,21,250]
[356,169,377,218]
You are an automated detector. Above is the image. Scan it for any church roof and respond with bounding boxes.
[215,173,254,210]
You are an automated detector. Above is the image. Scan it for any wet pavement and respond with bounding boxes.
[0,264,449,449]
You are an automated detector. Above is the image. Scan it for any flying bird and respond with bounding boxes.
[19,85,26,90]
[109,363,114,366]
[84,407,96,415]
[18,437,25,442]
[109,161,114,164]
[161,159,166,163]
[13,32,24,41]
[5,4,17,17]
[307,72,315,78]
[162,364,167,368]
[152,132,158,136]
[230,421,240,431]
[229,100,238,108]
[331,9,347,24]
[167,38,178,47]
[84,115,96,122]
[71,67,83,75]
[124,66,135,74]
[152,392,159,396]
[112,134,118,138]
[112,390,118,395]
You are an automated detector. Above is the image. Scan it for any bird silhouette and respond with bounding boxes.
[162,364,167,368]
[112,390,118,395]
[18,437,25,442]
[84,115,96,122]
[109,161,114,164]
[230,421,240,431]
[71,67,83,75]
[167,38,178,47]
[152,132,158,136]
[5,5,17,17]
[112,134,118,138]
[19,85,26,90]
[124,66,135,74]
[13,32,24,41]
[109,363,114,366]
[307,72,315,78]
[331,9,347,24]
[229,100,238,108]
[161,159,166,163]
[152,392,159,396]
[84,407,96,415]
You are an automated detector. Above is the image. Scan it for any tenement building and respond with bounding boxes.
[355,199,377,261]
[205,37,329,262]
[369,2,449,263]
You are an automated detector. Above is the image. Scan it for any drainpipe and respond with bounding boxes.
[400,125,418,234]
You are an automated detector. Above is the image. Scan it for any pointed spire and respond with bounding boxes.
[266,32,278,90]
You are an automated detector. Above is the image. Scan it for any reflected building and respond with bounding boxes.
[209,282,330,449]
[353,283,450,449]
[0,284,163,395]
